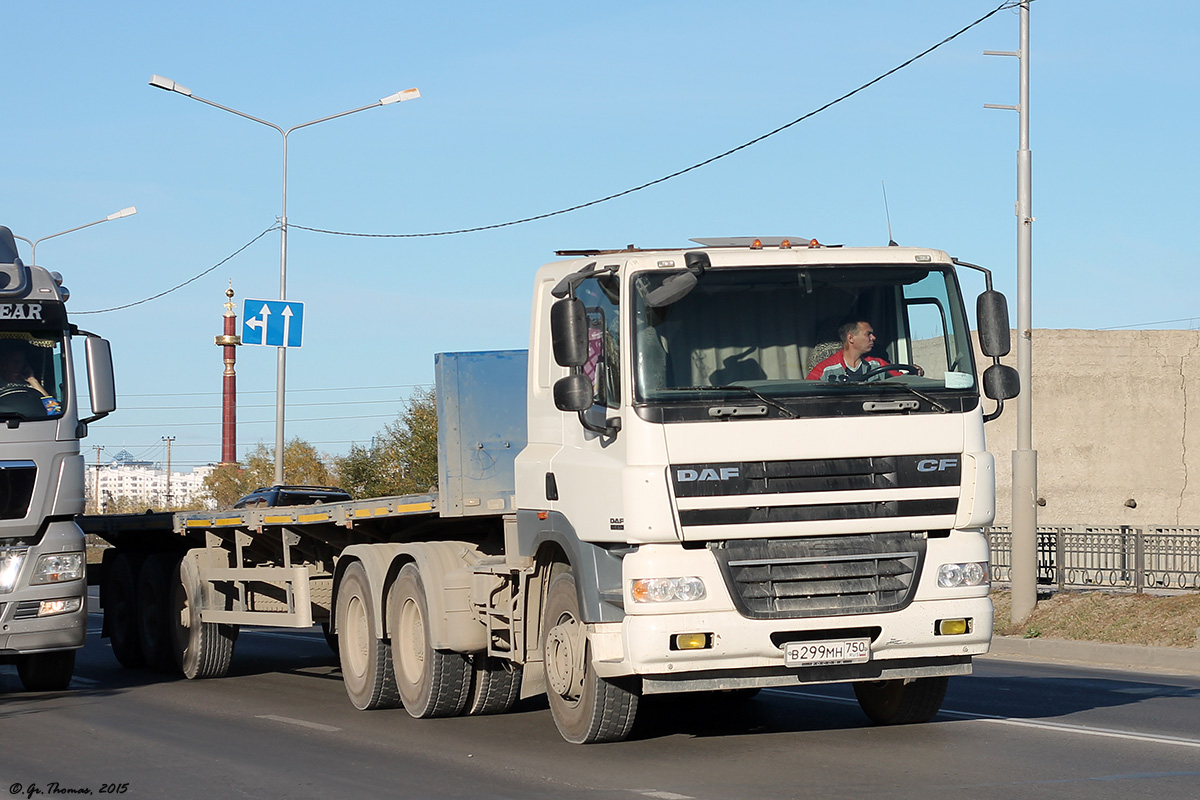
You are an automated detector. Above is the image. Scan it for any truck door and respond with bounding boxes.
[549,274,628,543]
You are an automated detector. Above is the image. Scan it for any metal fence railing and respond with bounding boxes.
[988,525,1200,592]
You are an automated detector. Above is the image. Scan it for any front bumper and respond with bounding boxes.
[589,596,991,692]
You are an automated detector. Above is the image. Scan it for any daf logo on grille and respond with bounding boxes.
[677,467,740,482]
[916,458,958,472]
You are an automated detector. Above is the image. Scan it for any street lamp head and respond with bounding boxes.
[380,87,421,105]
[107,207,137,221]
[149,74,192,96]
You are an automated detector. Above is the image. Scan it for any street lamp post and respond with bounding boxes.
[13,207,138,266]
[149,75,420,485]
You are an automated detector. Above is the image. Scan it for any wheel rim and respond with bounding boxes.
[396,596,426,685]
[545,611,583,704]
[344,595,369,678]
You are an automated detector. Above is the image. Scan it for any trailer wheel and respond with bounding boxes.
[172,552,236,679]
[336,561,399,710]
[389,563,470,718]
[853,676,949,725]
[466,656,521,716]
[103,552,144,668]
[137,553,180,672]
[542,569,638,744]
[16,650,75,692]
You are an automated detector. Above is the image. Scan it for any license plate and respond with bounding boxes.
[784,638,871,667]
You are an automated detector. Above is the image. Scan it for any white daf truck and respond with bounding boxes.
[88,236,1017,743]
[0,224,116,691]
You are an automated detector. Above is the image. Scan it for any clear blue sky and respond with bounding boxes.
[2,1,1194,470]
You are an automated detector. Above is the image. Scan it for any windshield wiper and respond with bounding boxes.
[873,382,950,413]
[666,385,797,420]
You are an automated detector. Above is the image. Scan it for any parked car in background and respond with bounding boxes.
[233,485,352,509]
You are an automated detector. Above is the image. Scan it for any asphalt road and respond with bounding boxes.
[1,608,1197,800]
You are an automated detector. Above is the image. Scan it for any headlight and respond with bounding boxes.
[631,577,707,603]
[31,552,84,584]
[0,548,28,593]
[937,562,989,588]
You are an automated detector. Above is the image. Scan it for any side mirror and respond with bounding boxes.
[550,298,588,367]
[85,337,116,416]
[977,290,1012,357]
[983,363,1020,402]
[553,373,594,412]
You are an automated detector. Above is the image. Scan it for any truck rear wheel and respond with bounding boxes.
[336,561,399,710]
[542,570,638,744]
[103,552,143,668]
[388,563,470,718]
[172,552,236,679]
[853,676,949,724]
[137,553,181,672]
[16,650,75,692]
[466,656,521,716]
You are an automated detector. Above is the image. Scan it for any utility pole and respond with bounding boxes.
[986,2,1037,623]
[162,436,176,507]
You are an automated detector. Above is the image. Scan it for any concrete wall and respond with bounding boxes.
[983,329,1200,526]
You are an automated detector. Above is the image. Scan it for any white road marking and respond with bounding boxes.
[632,791,696,800]
[765,689,1200,750]
[256,714,341,732]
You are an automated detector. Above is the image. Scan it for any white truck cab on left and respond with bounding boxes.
[0,225,115,691]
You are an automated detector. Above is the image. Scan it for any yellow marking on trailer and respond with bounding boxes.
[215,517,244,526]
[186,519,214,528]
[298,512,332,523]
[396,502,433,514]
[263,515,294,524]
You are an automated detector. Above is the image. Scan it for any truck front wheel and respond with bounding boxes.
[388,563,470,718]
[16,650,75,692]
[541,570,638,744]
[336,561,399,710]
[853,676,949,724]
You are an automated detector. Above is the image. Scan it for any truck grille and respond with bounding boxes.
[709,532,926,619]
[0,461,37,520]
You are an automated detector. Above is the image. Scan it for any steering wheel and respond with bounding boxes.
[0,384,49,417]
[857,363,920,381]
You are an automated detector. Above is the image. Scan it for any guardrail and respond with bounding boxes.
[988,525,1200,592]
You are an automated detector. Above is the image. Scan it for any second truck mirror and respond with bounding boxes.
[85,336,117,416]
[983,363,1020,402]
[976,290,1012,358]
[554,372,594,412]
[550,298,588,367]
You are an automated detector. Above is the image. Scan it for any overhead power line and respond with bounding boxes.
[291,1,1024,240]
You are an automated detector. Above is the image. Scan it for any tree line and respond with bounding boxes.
[191,386,437,509]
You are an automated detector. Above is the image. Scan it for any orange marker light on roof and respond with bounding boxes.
[750,239,763,250]
[779,239,792,249]
[808,238,820,248]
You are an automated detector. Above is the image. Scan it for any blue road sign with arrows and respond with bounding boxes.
[242,298,304,347]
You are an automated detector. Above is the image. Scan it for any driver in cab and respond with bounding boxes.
[807,320,920,382]
[0,338,59,415]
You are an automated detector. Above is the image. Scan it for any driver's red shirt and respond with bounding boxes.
[806,351,895,382]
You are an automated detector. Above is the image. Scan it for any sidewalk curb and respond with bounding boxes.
[982,635,1200,677]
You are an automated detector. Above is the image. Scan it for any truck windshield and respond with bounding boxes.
[0,333,67,420]
[632,265,976,408]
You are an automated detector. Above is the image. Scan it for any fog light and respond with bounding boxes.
[937,562,989,588]
[631,577,707,603]
[39,597,82,617]
[937,618,971,636]
[671,633,712,651]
